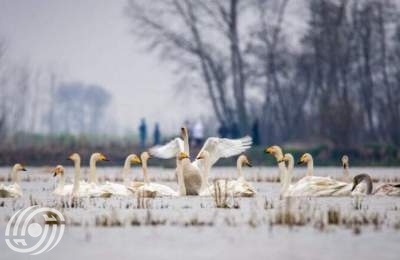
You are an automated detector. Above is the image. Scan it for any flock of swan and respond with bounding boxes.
[0,127,399,199]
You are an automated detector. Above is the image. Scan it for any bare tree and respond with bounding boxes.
[125,0,251,133]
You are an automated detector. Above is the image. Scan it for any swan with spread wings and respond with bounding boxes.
[149,127,252,195]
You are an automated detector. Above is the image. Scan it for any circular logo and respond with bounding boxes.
[5,206,65,255]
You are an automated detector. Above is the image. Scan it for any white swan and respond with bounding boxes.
[133,152,178,197]
[0,164,26,198]
[67,153,112,198]
[291,153,371,196]
[52,165,69,196]
[339,155,351,182]
[266,146,369,197]
[283,153,350,196]
[197,152,256,197]
[150,127,252,195]
[264,146,291,195]
[103,154,143,196]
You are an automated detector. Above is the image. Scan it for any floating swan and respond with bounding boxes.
[264,145,291,195]
[295,153,373,196]
[266,146,370,197]
[67,153,112,198]
[198,152,256,197]
[133,152,178,197]
[0,164,26,198]
[103,154,143,196]
[290,153,350,196]
[52,165,69,196]
[150,127,252,195]
[338,155,351,182]
[351,174,373,195]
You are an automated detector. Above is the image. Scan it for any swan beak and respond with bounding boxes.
[264,147,273,154]
[351,182,356,192]
[181,127,187,136]
[278,159,284,163]
[245,162,252,167]
[351,177,359,192]
[296,160,304,165]
[53,172,57,177]
[132,157,142,164]
[22,168,27,171]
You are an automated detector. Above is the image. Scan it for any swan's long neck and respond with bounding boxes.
[343,164,349,179]
[236,159,245,182]
[73,159,81,193]
[281,158,293,195]
[142,159,150,184]
[287,158,294,183]
[306,159,314,176]
[274,152,288,195]
[123,157,132,186]
[200,154,211,192]
[57,174,65,190]
[183,132,190,156]
[177,158,187,196]
[11,168,20,184]
[277,159,287,193]
[89,156,97,184]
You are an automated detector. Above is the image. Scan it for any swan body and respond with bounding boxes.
[150,127,252,195]
[374,183,400,196]
[199,152,256,197]
[266,147,371,197]
[0,164,26,198]
[293,153,351,196]
[132,152,178,197]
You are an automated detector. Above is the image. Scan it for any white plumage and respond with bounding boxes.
[149,127,252,195]
[0,164,26,198]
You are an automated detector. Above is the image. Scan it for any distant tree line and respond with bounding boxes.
[126,0,400,147]
[0,41,112,144]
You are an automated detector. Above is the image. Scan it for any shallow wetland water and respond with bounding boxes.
[0,166,399,260]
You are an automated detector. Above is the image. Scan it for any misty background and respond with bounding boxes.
[0,0,399,165]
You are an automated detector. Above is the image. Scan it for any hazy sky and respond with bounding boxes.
[0,0,209,135]
[0,0,306,135]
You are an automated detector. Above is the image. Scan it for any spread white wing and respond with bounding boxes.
[149,137,184,159]
[193,136,252,168]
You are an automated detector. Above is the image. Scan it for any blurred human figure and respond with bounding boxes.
[218,123,229,138]
[139,118,147,148]
[153,122,161,145]
[230,122,240,139]
[192,120,204,147]
[252,119,260,146]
